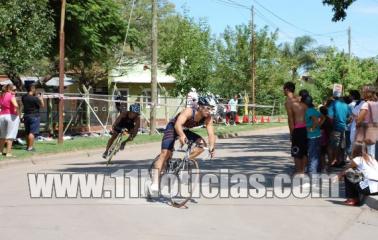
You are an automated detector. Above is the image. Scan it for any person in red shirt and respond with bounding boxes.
[0,84,19,157]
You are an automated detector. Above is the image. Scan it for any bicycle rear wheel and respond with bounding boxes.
[106,134,122,165]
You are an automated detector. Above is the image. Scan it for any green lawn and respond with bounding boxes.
[1,122,286,160]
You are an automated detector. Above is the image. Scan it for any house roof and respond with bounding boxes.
[111,64,176,84]
[0,75,12,85]
[0,76,41,85]
[45,76,75,87]
[0,75,74,86]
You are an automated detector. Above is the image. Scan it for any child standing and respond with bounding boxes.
[304,96,321,175]
[319,106,333,172]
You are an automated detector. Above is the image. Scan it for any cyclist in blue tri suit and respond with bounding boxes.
[150,96,216,191]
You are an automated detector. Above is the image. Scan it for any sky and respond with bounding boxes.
[169,0,378,58]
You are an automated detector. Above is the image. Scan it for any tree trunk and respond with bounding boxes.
[291,68,297,81]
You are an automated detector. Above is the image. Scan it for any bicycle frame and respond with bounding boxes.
[106,128,129,165]
[169,141,210,173]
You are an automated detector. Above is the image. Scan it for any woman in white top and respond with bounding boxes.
[337,143,378,206]
[348,90,364,151]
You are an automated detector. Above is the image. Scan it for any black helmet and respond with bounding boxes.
[198,96,216,107]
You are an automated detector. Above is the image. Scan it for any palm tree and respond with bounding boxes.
[280,36,317,81]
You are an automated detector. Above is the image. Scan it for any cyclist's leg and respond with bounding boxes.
[103,126,121,157]
[185,130,205,160]
[120,132,129,150]
[151,124,175,191]
[151,149,172,191]
[104,133,118,153]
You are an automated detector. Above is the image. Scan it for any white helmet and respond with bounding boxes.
[198,96,216,108]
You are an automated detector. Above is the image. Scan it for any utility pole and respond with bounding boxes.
[345,26,351,93]
[150,0,158,135]
[58,0,66,144]
[250,5,256,119]
[348,26,351,59]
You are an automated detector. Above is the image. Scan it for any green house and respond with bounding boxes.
[109,64,184,127]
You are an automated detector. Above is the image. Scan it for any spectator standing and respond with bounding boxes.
[0,84,19,157]
[328,91,351,167]
[357,86,378,159]
[283,82,308,174]
[225,102,231,126]
[228,95,238,126]
[186,88,198,108]
[304,96,321,175]
[343,95,354,158]
[349,90,364,151]
[319,106,332,172]
[21,84,44,151]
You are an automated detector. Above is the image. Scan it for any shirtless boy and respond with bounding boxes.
[283,82,308,174]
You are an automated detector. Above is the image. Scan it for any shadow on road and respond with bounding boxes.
[53,132,347,200]
[54,133,294,185]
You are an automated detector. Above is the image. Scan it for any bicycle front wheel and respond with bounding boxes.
[165,159,199,208]
[106,134,122,165]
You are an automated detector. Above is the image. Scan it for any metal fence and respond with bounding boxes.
[15,92,282,136]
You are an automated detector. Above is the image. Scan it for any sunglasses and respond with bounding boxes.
[203,106,214,111]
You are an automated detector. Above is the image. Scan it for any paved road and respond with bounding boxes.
[0,127,377,240]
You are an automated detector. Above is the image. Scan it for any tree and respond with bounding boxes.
[118,0,176,62]
[0,0,55,87]
[48,0,138,88]
[309,48,378,102]
[322,0,356,21]
[211,24,290,114]
[280,36,317,81]
[159,15,215,96]
[211,25,251,98]
[255,27,291,113]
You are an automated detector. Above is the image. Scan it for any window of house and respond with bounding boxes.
[142,88,160,108]
[115,88,129,112]
[93,87,108,95]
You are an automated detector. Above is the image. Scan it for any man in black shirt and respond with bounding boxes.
[21,84,44,151]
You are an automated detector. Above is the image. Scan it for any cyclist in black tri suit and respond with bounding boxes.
[150,96,216,192]
[102,103,141,159]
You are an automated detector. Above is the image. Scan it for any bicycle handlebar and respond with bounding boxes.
[177,141,213,159]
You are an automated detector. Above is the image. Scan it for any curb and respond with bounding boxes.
[365,195,378,211]
[0,140,162,169]
[217,126,287,139]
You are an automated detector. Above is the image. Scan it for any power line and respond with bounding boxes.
[252,0,318,35]
[253,5,345,41]
[213,0,347,39]
[211,0,248,10]
[213,0,296,41]
[254,8,296,40]
[252,0,347,37]
[351,37,378,56]
[118,0,136,67]
[224,0,250,9]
